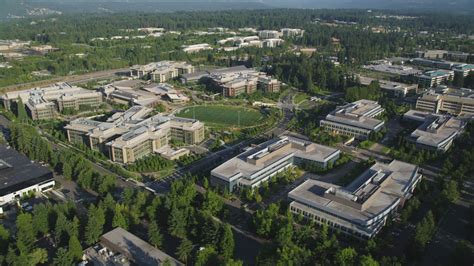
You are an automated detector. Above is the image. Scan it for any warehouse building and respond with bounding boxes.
[0,145,55,213]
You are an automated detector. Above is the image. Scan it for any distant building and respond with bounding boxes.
[263,38,284,48]
[84,227,182,265]
[357,76,417,98]
[453,64,474,77]
[320,100,385,140]
[417,70,454,88]
[130,61,195,82]
[204,65,281,97]
[211,136,341,192]
[65,106,205,163]
[403,110,467,152]
[415,86,474,116]
[0,145,55,213]
[182,43,212,53]
[411,58,454,70]
[288,160,422,239]
[0,83,103,120]
[258,30,281,39]
[281,28,304,38]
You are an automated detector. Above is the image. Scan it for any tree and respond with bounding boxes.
[85,204,105,245]
[441,180,460,202]
[202,190,224,216]
[62,162,73,180]
[335,247,357,266]
[360,255,379,266]
[112,204,129,230]
[0,224,10,253]
[176,238,193,263]
[53,248,73,266]
[68,235,83,261]
[148,221,163,248]
[54,212,69,246]
[29,248,48,265]
[219,224,235,260]
[32,204,50,237]
[15,97,28,122]
[16,213,36,254]
[195,246,219,266]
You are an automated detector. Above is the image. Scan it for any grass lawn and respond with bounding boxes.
[294,92,310,104]
[176,105,264,127]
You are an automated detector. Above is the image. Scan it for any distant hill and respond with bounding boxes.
[1,0,473,21]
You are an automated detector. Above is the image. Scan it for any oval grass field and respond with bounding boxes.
[176,105,264,127]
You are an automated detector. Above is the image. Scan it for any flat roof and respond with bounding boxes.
[289,160,420,225]
[212,136,340,181]
[0,145,53,197]
[404,110,465,148]
[100,227,182,266]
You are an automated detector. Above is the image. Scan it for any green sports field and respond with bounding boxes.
[176,105,264,127]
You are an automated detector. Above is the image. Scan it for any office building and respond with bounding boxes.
[0,83,103,120]
[263,38,285,48]
[84,227,182,266]
[130,61,195,82]
[320,100,385,140]
[411,58,455,70]
[453,64,474,77]
[288,160,421,239]
[417,70,454,88]
[357,76,417,98]
[416,86,474,115]
[211,136,341,192]
[281,28,304,38]
[0,145,55,213]
[258,30,281,39]
[204,65,281,97]
[258,76,281,93]
[182,43,212,53]
[65,106,205,163]
[403,110,466,152]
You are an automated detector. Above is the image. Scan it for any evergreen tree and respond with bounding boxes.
[15,97,28,122]
[53,248,73,266]
[112,204,129,230]
[219,224,235,260]
[68,235,83,261]
[148,220,163,248]
[176,238,193,263]
[16,213,36,254]
[85,204,105,245]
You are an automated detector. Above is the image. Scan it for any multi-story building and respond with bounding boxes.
[411,58,455,70]
[417,70,454,88]
[0,83,103,120]
[258,30,281,39]
[0,145,55,213]
[453,64,474,77]
[403,110,466,152]
[281,28,305,38]
[415,86,474,115]
[263,38,285,48]
[182,43,212,53]
[288,160,421,239]
[320,100,385,140]
[65,106,205,163]
[357,76,417,98]
[130,61,195,82]
[258,76,281,93]
[210,136,341,192]
[205,65,281,97]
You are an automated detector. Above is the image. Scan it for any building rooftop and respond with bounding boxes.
[0,145,53,198]
[212,136,340,182]
[289,160,420,227]
[324,100,384,130]
[100,227,182,266]
[404,110,466,148]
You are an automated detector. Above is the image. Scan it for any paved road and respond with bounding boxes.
[0,67,130,93]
